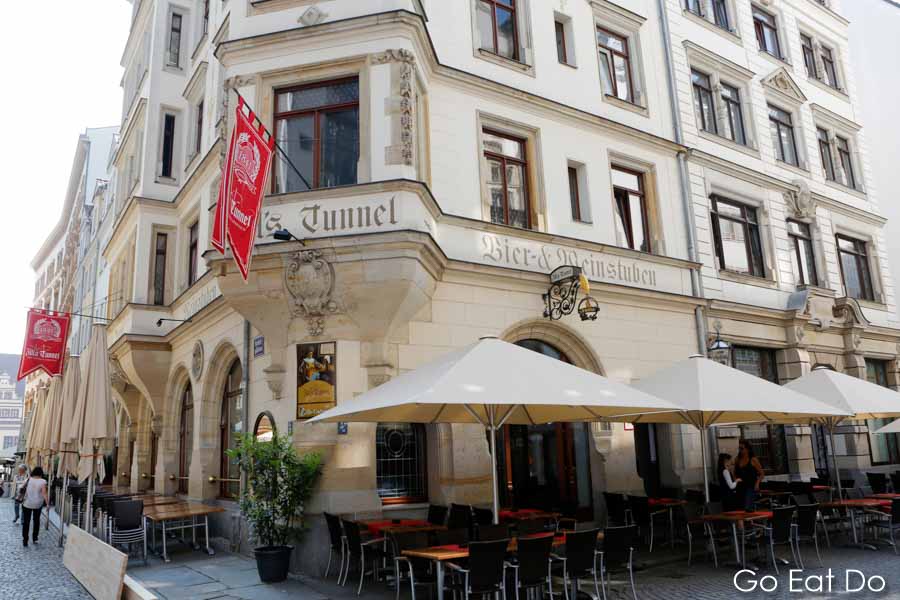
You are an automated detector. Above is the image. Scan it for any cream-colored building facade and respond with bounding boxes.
[27,0,900,574]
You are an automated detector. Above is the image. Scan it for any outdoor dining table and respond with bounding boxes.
[700,510,772,568]
[403,532,599,600]
[868,493,900,501]
[143,501,225,562]
[360,519,439,537]
[498,508,560,522]
[649,498,687,547]
[820,499,891,550]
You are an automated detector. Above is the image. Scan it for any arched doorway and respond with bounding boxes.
[494,339,594,517]
[219,360,243,499]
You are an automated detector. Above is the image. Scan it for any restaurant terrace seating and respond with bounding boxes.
[761,506,798,575]
[553,528,603,600]
[867,472,889,494]
[476,523,511,542]
[444,539,509,600]
[427,504,449,527]
[625,495,667,552]
[341,519,388,595]
[389,530,436,600]
[108,499,146,565]
[682,503,716,567]
[447,503,474,533]
[506,533,555,600]
[890,472,900,493]
[869,498,900,554]
[794,503,824,567]
[597,525,637,600]
[323,512,346,580]
[602,492,630,526]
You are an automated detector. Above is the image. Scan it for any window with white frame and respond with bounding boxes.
[593,1,645,108]
[473,0,532,69]
[686,45,755,149]
[799,31,844,91]
[836,234,875,301]
[813,108,864,192]
[768,104,800,167]
[166,10,184,68]
[158,111,179,180]
[567,163,591,223]
[554,13,575,66]
[753,5,783,60]
[684,0,733,32]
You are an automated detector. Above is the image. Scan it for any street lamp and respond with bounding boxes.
[543,266,600,322]
[707,322,731,366]
[273,228,305,245]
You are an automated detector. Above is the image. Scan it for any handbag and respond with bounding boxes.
[14,478,29,504]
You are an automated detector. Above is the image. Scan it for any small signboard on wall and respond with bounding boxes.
[296,342,336,420]
[253,336,265,357]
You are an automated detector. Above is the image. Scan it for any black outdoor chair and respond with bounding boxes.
[890,472,900,494]
[448,504,474,532]
[791,493,814,506]
[553,528,603,600]
[445,539,509,600]
[840,480,856,498]
[323,512,346,579]
[507,533,555,600]
[794,504,824,568]
[476,523,511,542]
[473,507,494,527]
[760,506,798,574]
[626,495,667,552]
[597,525,637,600]
[869,498,900,554]
[108,499,147,565]
[390,530,436,600]
[682,503,716,567]
[341,519,387,595]
[602,492,630,526]
[427,504,449,527]
[432,527,470,547]
[515,517,552,536]
[867,473,889,494]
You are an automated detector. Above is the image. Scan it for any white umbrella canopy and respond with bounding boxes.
[874,420,900,435]
[787,368,900,498]
[632,356,852,501]
[75,324,116,483]
[38,376,63,471]
[307,337,681,522]
[25,386,48,469]
[56,355,82,478]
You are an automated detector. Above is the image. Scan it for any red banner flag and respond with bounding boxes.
[213,96,275,281]
[17,309,70,380]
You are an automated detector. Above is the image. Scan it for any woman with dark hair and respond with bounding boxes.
[735,440,764,511]
[717,453,741,511]
[20,466,48,546]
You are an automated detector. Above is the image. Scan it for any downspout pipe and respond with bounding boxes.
[656,0,708,355]
[241,320,251,492]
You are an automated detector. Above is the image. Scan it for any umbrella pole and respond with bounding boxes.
[488,407,500,525]
[828,424,843,501]
[700,425,710,503]
[86,448,96,535]
[59,474,69,547]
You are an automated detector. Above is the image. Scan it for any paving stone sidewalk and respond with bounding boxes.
[0,498,92,599]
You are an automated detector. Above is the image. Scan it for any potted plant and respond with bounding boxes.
[227,432,323,583]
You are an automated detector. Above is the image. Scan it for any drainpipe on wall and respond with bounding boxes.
[656,0,708,355]
[233,318,251,554]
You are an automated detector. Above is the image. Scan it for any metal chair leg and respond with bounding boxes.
[357,552,365,596]
[770,539,779,575]
[325,548,333,579]
[686,527,692,566]
[649,520,654,553]
[599,555,607,600]
[628,551,637,600]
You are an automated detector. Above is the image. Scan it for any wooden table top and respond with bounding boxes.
[403,532,601,562]
[649,498,687,507]
[821,499,890,509]
[499,509,561,521]
[759,490,792,496]
[701,510,773,523]
[868,494,900,500]
[360,519,445,536]
[140,496,183,507]
[144,502,225,521]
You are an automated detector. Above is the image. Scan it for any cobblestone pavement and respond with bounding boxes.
[0,498,92,600]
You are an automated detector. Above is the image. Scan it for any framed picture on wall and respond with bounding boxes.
[296,342,336,419]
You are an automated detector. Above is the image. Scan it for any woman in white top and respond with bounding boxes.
[717,453,742,511]
[20,466,48,547]
[11,464,27,524]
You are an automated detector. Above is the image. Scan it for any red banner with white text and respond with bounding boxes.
[17,309,70,380]
[213,96,275,281]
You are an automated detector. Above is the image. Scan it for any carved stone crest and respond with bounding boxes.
[191,341,204,380]
[284,250,338,337]
[108,358,130,390]
[784,179,815,219]
[299,5,327,26]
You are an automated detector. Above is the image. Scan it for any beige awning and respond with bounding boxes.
[71,325,115,483]
[56,356,82,478]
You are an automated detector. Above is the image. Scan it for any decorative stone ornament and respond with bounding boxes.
[283,249,338,337]
[298,5,327,26]
[784,179,815,219]
[191,341,204,380]
[370,49,416,167]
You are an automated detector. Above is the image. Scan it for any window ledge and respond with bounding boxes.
[715,268,778,289]
[191,34,208,62]
[163,65,185,76]
[571,219,594,226]
[602,94,648,117]
[184,151,202,176]
[806,75,850,100]
[558,60,578,70]
[774,159,810,177]
[823,179,867,200]
[681,9,741,43]
[476,49,535,77]
[697,130,760,159]
[758,50,792,69]
[155,176,179,187]
[856,298,889,312]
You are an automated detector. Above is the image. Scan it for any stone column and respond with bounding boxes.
[131,398,154,492]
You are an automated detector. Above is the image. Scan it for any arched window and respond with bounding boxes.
[178,383,194,494]
[376,423,427,504]
[220,360,243,499]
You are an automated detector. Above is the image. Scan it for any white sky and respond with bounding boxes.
[0,2,132,354]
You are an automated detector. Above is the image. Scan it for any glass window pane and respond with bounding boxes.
[276,80,359,114]
[320,108,360,188]
[798,237,817,285]
[483,131,524,159]
[275,114,314,193]
[495,7,516,59]
[476,1,494,51]
[716,200,742,220]
[597,30,625,53]
[612,55,632,101]
[613,191,631,248]
[487,158,505,224]
[506,163,528,228]
[841,251,863,298]
[598,51,614,95]
[837,237,857,252]
[611,167,640,192]
[719,218,750,273]
[629,193,648,252]
[787,220,807,237]
[770,120,783,162]
[764,28,780,55]
[780,126,797,165]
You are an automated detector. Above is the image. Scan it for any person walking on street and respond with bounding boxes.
[12,464,27,524]
[20,466,49,547]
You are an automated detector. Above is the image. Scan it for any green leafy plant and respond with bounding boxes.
[226,432,323,548]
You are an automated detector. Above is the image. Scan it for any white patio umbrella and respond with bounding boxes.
[55,355,81,545]
[874,420,900,434]
[39,376,63,473]
[632,356,852,502]
[787,367,900,499]
[25,385,48,469]
[70,325,116,533]
[307,337,682,523]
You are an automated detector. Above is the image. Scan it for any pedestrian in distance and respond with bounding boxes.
[12,464,27,524]
[18,466,48,547]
